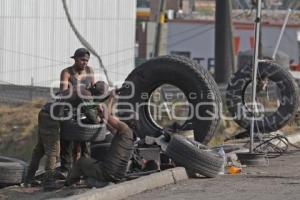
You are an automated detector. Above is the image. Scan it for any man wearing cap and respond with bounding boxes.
[60,48,95,91]
[59,48,96,177]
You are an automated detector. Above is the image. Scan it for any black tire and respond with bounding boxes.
[91,126,111,143]
[0,156,27,166]
[166,135,223,178]
[91,143,111,162]
[117,55,222,144]
[60,119,104,141]
[226,61,300,133]
[0,156,27,185]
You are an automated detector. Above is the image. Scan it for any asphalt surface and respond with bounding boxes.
[127,150,300,200]
[2,150,300,200]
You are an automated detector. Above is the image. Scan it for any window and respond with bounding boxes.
[137,0,150,8]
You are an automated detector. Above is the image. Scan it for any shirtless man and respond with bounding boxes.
[59,48,96,176]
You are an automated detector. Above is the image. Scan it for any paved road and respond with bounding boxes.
[2,150,300,200]
[128,150,300,200]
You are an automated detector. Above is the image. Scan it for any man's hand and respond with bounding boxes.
[97,104,108,123]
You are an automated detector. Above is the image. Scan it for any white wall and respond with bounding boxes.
[167,21,300,72]
[0,0,136,87]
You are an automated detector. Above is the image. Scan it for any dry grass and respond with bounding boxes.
[208,117,300,146]
[0,97,299,160]
[0,99,46,160]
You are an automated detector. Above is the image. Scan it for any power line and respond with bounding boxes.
[0,63,70,74]
[0,57,134,85]
[0,55,133,76]
[0,46,135,63]
[99,47,135,57]
[0,48,69,64]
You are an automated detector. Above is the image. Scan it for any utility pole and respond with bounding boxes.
[214,0,235,84]
[154,0,166,57]
[252,0,263,59]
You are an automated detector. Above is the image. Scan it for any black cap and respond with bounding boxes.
[70,48,90,58]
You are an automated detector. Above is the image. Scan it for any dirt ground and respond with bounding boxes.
[128,150,300,200]
[0,182,90,200]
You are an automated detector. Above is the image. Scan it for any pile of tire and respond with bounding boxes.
[226,61,300,133]
[0,156,27,187]
[117,55,222,144]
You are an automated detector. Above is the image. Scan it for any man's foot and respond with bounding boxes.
[23,169,36,187]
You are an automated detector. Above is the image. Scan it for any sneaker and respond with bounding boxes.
[43,180,63,191]
[43,170,63,191]
[55,170,68,180]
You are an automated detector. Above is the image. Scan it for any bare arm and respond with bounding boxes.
[60,69,70,91]
[88,67,96,85]
[96,94,130,133]
[106,115,129,133]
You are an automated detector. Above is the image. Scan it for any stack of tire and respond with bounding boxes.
[60,119,105,141]
[0,156,27,187]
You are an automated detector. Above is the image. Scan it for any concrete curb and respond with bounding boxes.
[51,167,188,200]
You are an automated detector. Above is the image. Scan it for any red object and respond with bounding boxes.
[249,36,255,49]
[233,36,240,55]
[290,64,300,71]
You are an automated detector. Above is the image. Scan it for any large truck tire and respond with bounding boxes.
[166,135,223,178]
[117,55,222,144]
[226,61,299,133]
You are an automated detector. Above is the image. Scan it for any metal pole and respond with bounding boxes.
[249,0,262,153]
[153,0,166,57]
[215,0,234,84]
[272,9,292,60]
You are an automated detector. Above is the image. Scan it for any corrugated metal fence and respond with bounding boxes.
[0,0,136,87]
